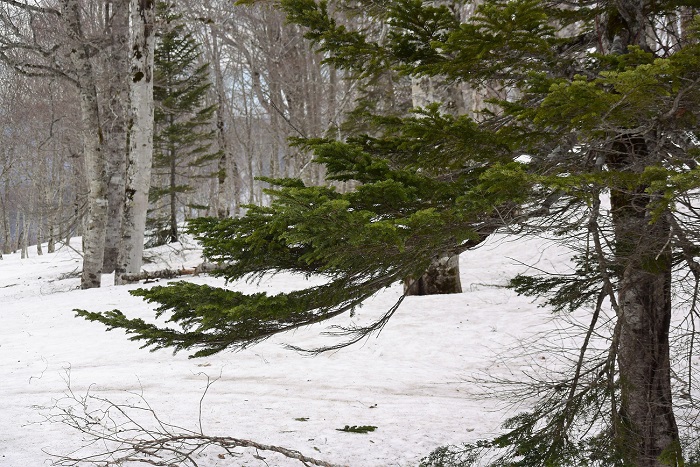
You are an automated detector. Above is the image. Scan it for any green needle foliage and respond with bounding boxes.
[148,1,221,246]
[336,425,378,433]
[78,0,700,464]
[78,114,509,356]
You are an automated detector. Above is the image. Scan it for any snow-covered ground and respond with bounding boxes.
[1,234,577,466]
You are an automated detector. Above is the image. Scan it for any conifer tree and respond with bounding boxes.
[78,1,700,465]
[148,1,221,245]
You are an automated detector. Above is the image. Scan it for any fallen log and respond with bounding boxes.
[119,262,226,284]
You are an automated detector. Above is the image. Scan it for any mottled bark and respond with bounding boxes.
[13,210,20,252]
[61,0,108,289]
[116,0,155,284]
[209,26,237,218]
[47,223,55,253]
[404,254,462,295]
[616,262,678,465]
[102,0,129,273]
[36,222,43,256]
[0,188,10,255]
[19,212,28,259]
[610,185,679,465]
[607,139,679,465]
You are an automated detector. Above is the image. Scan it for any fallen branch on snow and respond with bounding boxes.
[41,369,344,467]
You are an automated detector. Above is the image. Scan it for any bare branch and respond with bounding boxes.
[41,372,345,467]
[0,0,60,16]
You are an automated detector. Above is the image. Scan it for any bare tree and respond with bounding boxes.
[101,0,129,273]
[115,0,155,284]
[59,0,108,288]
[0,0,111,287]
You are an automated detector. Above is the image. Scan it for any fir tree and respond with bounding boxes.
[78,1,700,465]
[148,1,221,246]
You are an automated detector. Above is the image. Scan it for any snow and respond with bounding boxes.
[1,234,575,466]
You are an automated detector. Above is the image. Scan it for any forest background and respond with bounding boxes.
[0,0,341,285]
[2,1,700,466]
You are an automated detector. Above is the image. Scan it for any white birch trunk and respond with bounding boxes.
[116,0,155,284]
[61,0,108,289]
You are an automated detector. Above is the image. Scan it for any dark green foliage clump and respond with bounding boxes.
[509,254,608,314]
[419,443,484,467]
[78,105,512,356]
[77,281,369,357]
[336,425,377,433]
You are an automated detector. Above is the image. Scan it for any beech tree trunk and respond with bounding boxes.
[116,0,155,284]
[61,0,108,289]
[19,212,28,259]
[408,50,466,296]
[208,26,236,219]
[0,186,9,256]
[102,0,129,273]
[404,253,462,295]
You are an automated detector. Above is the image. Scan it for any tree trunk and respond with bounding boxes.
[616,260,678,465]
[1,189,10,255]
[116,0,155,284]
[611,186,679,465]
[19,212,27,259]
[36,222,43,256]
[169,145,177,243]
[102,0,129,273]
[209,25,236,218]
[61,0,109,289]
[404,253,462,295]
[47,223,55,253]
[404,0,502,297]
[602,3,680,464]
[408,49,466,296]
[14,210,20,253]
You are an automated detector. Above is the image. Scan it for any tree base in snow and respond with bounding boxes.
[404,254,462,295]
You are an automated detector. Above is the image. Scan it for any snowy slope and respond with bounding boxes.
[0,235,574,466]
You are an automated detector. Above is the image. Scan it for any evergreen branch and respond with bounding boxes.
[75,273,404,357]
[562,289,605,432]
[287,294,406,354]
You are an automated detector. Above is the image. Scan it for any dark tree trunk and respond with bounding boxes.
[609,143,680,465]
[600,2,681,464]
[169,146,178,243]
[404,253,462,295]
[616,260,678,465]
